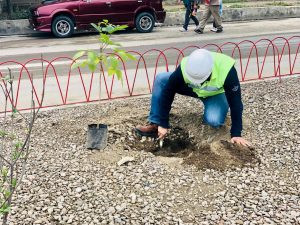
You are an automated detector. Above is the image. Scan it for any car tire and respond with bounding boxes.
[52,15,74,38]
[135,12,154,33]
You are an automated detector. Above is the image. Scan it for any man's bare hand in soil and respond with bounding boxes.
[231,137,251,147]
[158,126,168,139]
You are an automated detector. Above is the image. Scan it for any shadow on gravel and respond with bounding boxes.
[128,115,260,170]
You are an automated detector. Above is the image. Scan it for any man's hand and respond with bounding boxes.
[158,126,168,139]
[231,137,251,147]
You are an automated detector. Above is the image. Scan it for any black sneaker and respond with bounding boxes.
[216,28,223,33]
[194,28,203,34]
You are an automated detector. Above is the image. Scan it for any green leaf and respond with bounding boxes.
[107,67,116,77]
[73,50,85,60]
[88,63,97,72]
[80,61,88,68]
[117,50,129,61]
[12,178,17,188]
[87,51,98,63]
[106,25,115,34]
[1,167,8,177]
[71,62,81,70]
[115,69,123,82]
[0,130,8,137]
[15,142,23,149]
[4,190,10,198]
[91,23,102,33]
[0,205,11,214]
[124,52,136,60]
[99,33,110,44]
[110,57,119,69]
[115,25,128,31]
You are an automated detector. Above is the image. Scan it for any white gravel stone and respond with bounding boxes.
[5,77,300,225]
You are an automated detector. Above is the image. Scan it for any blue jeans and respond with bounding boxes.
[149,72,229,127]
[183,3,199,30]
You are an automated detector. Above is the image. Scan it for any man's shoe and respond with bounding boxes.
[135,123,158,137]
[216,27,223,33]
[194,28,203,34]
[179,27,188,32]
[210,27,217,32]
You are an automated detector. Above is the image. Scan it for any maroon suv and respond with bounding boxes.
[29,0,166,38]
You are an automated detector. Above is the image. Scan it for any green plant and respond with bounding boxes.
[228,4,246,8]
[72,20,135,82]
[267,1,292,6]
[0,66,44,224]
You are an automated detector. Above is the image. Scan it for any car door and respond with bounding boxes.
[77,0,115,27]
[108,0,144,24]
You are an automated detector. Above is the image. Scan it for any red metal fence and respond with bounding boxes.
[1,36,300,113]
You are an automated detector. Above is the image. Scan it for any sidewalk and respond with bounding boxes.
[0,5,300,36]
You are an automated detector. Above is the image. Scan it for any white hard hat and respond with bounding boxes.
[184,49,214,85]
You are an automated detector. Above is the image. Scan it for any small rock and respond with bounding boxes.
[117,156,135,166]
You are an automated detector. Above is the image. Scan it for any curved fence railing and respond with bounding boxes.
[1,36,300,113]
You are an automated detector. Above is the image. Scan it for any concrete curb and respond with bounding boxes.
[0,6,300,36]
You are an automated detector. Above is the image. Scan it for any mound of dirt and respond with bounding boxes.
[123,114,259,170]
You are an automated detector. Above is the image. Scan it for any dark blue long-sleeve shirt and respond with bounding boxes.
[158,65,243,137]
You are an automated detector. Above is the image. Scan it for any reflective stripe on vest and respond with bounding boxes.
[181,52,235,98]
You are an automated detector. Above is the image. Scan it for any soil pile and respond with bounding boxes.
[123,114,258,170]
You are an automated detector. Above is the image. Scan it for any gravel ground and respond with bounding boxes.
[5,77,300,225]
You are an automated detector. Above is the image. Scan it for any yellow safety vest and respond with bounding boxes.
[181,52,235,98]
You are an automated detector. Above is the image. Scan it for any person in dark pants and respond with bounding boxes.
[178,0,200,32]
[135,49,251,147]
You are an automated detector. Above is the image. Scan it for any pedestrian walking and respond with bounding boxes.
[135,49,251,147]
[211,0,223,32]
[195,0,223,34]
[178,0,200,32]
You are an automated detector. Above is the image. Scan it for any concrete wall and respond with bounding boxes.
[0,6,300,36]
[0,19,31,35]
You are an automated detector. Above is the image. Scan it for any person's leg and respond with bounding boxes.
[182,4,192,30]
[148,72,173,124]
[211,19,217,32]
[195,5,211,33]
[201,93,229,127]
[190,14,199,27]
[210,5,223,32]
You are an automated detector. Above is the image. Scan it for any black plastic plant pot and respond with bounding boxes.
[86,124,108,150]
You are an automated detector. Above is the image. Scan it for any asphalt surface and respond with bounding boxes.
[0,18,299,78]
[0,18,299,110]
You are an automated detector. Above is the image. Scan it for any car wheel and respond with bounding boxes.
[52,15,74,38]
[135,12,154,33]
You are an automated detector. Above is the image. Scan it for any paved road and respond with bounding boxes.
[1,18,299,57]
[1,18,299,76]
[0,18,299,111]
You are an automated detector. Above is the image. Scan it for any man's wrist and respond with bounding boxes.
[231,133,241,138]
